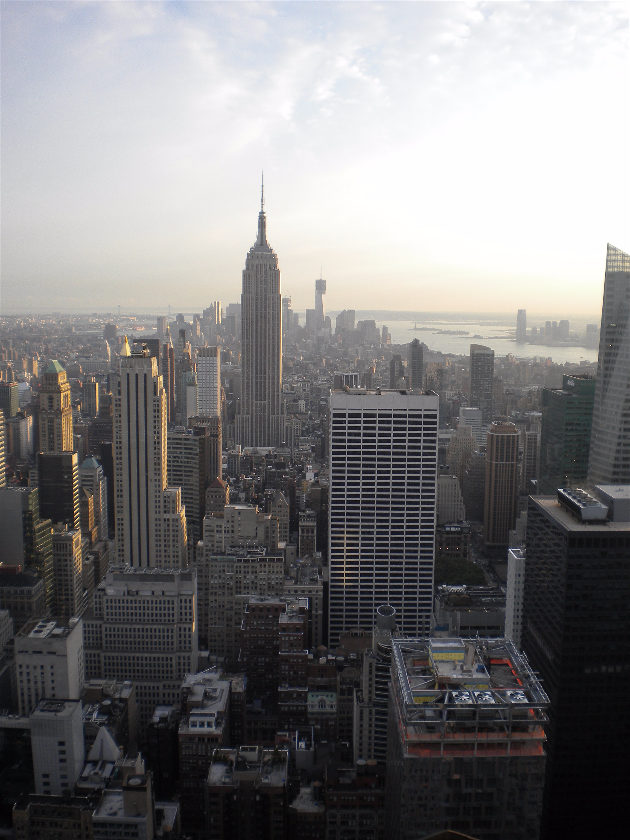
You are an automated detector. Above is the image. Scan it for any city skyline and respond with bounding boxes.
[2,1,628,315]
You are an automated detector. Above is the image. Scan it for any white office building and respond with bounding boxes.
[30,698,85,796]
[15,618,84,716]
[197,346,221,417]
[505,546,526,648]
[83,568,198,727]
[328,389,439,645]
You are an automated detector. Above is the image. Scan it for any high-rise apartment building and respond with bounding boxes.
[197,346,221,417]
[188,415,222,483]
[516,308,527,343]
[84,568,198,727]
[83,376,99,418]
[385,637,548,840]
[52,527,85,620]
[328,389,438,646]
[522,487,630,837]
[79,456,109,541]
[38,360,73,453]
[113,341,186,568]
[193,544,284,655]
[469,344,495,424]
[505,546,525,647]
[30,698,85,796]
[15,617,84,715]
[408,339,424,389]
[0,485,54,605]
[0,380,19,418]
[539,374,594,493]
[588,243,630,484]
[483,421,519,547]
[167,425,210,550]
[237,183,283,447]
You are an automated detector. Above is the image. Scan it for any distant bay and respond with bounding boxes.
[361,314,599,364]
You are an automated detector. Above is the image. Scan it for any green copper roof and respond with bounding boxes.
[45,359,65,374]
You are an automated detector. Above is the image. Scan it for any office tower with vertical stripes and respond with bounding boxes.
[113,340,186,568]
[483,421,520,547]
[328,389,438,646]
[237,181,283,447]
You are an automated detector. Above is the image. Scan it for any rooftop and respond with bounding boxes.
[44,359,65,375]
[534,495,630,532]
[18,617,79,639]
[207,746,289,788]
[390,637,548,753]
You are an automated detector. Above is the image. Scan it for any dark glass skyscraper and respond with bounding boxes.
[588,243,630,484]
[522,488,630,838]
[408,339,424,389]
[469,343,494,424]
[539,374,595,494]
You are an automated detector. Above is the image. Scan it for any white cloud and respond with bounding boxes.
[1,1,627,314]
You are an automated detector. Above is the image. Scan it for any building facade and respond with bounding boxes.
[237,184,283,447]
[539,374,594,494]
[113,341,186,568]
[38,360,73,454]
[522,488,630,837]
[588,243,630,484]
[83,568,198,729]
[408,339,424,389]
[15,618,84,716]
[328,390,438,645]
[483,421,519,548]
[197,346,221,417]
[469,344,495,425]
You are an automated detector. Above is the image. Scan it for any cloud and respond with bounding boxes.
[1,1,627,314]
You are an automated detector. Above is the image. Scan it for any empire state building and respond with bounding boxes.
[237,182,283,447]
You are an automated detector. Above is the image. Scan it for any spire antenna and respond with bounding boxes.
[261,171,265,212]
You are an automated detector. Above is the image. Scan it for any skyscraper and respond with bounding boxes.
[113,340,186,568]
[588,243,630,485]
[522,488,630,837]
[38,360,73,453]
[469,343,494,424]
[483,421,519,547]
[516,308,527,343]
[539,374,595,493]
[79,457,109,541]
[196,346,221,417]
[237,182,283,447]
[0,380,19,419]
[38,451,80,531]
[328,389,438,646]
[389,354,404,388]
[408,339,424,389]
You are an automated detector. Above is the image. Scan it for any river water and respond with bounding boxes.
[372,317,599,365]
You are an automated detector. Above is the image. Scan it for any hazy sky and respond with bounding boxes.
[1,1,628,316]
